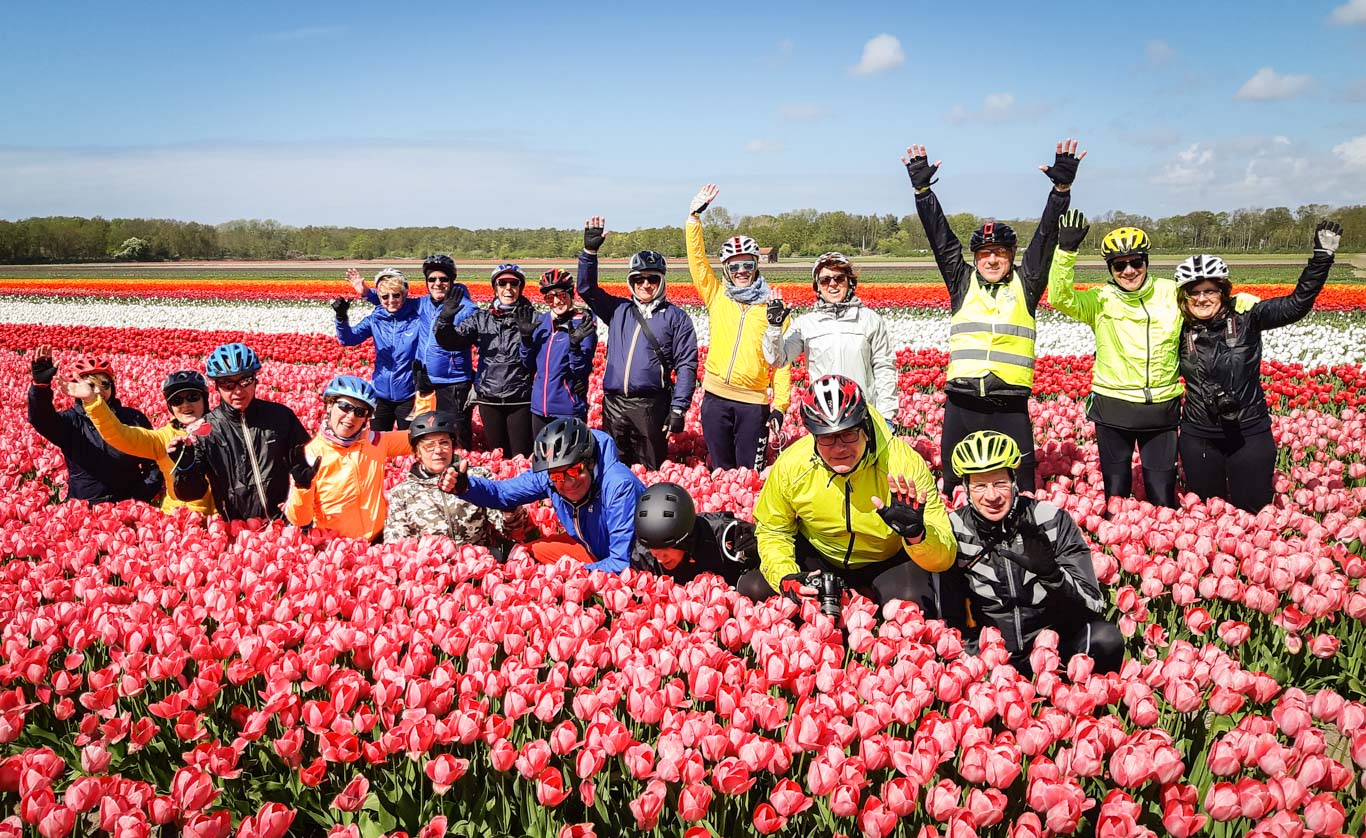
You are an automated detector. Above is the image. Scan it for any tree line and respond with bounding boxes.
[0,204,1360,264]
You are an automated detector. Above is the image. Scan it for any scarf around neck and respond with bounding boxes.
[724,273,770,305]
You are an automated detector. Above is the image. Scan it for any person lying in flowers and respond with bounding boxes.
[69,369,216,515]
[931,431,1123,677]
[632,482,758,586]
[439,417,645,571]
[384,409,538,557]
[28,348,163,505]
[283,375,436,542]
[742,374,956,606]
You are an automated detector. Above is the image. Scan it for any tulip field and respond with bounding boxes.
[4,276,1366,837]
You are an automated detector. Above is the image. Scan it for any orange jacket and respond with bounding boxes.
[285,430,412,540]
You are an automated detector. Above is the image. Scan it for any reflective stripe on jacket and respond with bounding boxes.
[947,272,1036,390]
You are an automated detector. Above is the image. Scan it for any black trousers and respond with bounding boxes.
[433,383,474,450]
[737,535,933,610]
[371,395,415,432]
[700,393,768,471]
[1094,423,1178,508]
[940,393,1035,494]
[1179,427,1277,513]
[532,410,589,440]
[478,401,533,459]
[602,392,671,470]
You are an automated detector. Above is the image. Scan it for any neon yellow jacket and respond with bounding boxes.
[686,217,791,410]
[85,394,216,515]
[753,407,956,591]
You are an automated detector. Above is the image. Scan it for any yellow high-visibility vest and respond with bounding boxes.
[946,272,1036,389]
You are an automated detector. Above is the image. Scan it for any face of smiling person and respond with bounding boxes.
[425,271,452,303]
[327,396,372,437]
[724,255,758,288]
[974,246,1014,283]
[629,272,663,303]
[166,388,207,425]
[814,427,867,474]
[967,467,1015,522]
[548,461,592,503]
[816,268,852,304]
[415,433,454,473]
[494,276,524,306]
[1108,256,1148,292]
[1183,280,1225,321]
[213,373,257,412]
[544,288,573,317]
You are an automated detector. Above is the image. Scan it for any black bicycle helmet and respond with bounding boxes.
[408,411,460,445]
[635,482,697,549]
[422,254,457,279]
[800,374,869,436]
[531,417,596,473]
[163,370,208,400]
[968,220,1018,252]
[628,251,668,278]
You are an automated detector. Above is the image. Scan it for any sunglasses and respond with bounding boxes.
[168,391,204,407]
[548,462,589,483]
[543,290,571,302]
[333,400,373,418]
[494,279,523,288]
[815,428,862,447]
[378,292,405,301]
[816,275,849,287]
[628,274,662,286]
[1110,257,1146,273]
[727,260,757,274]
[425,275,452,284]
[214,375,257,391]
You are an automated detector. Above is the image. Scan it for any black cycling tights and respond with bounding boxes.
[1179,428,1277,513]
[941,398,1036,495]
[478,402,533,459]
[1094,424,1178,509]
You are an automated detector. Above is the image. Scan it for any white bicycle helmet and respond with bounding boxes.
[719,235,761,262]
[1174,254,1230,288]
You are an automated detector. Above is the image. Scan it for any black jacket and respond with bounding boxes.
[173,398,310,521]
[1179,253,1331,438]
[915,187,1070,400]
[632,513,757,586]
[932,497,1106,662]
[434,298,536,403]
[27,386,162,504]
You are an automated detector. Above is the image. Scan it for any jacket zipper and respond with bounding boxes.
[571,505,597,561]
[841,480,855,570]
[623,323,641,397]
[723,306,749,385]
[241,415,270,517]
[1001,543,1025,650]
[541,330,554,416]
[1139,297,1153,402]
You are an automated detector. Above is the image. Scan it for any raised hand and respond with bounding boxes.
[31,345,57,385]
[1314,220,1343,255]
[65,378,96,403]
[568,311,597,349]
[1057,209,1091,253]
[871,473,928,540]
[515,306,538,342]
[583,217,607,253]
[690,184,720,216]
[331,297,350,322]
[900,144,940,192]
[1039,138,1087,188]
[439,459,471,494]
[289,444,320,490]
[766,289,793,326]
[345,268,366,297]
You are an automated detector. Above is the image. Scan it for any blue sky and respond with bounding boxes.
[2,0,1365,228]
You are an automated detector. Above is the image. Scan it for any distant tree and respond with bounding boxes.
[113,237,152,261]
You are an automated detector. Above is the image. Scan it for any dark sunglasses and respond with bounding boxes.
[628,274,663,286]
[548,462,589,483]
[1110,257,1147,273]
[378,292,406,301]
[425,275,452,284]
[214,375,256,391]
[494,279,523,288]
[333,400,373,418]
[167,391,204,407]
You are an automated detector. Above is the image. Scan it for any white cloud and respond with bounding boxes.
[259,25,347,42]
[850,34,904,76]
[1234,67,1312,101]
[1330,0,1366,25]
[946,92,1050,124]
[1153,143,1217,187]
[744,139,784,154]
[1145,40,1175,65]
[777,103,828,122]
[1334,135,1366,169]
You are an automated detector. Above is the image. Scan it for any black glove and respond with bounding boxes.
[767,409,785,440]
[331,297,350,322]
[997,546,1063,583]
[31,356,57,386]
[289,444,320,490]
[167,437,196,471]
[515,307,538,343]
[667,409,686,435]
[1057,209,1090,253]
[780,573,813,604]
[439,460,470,495]
[767,298,792,327]
[1041,148,1082,187]
[876,494,926,541]
[584,224,606,254]
[904,153,939,192]
[1314,220,1343,256]
[412,360,435,397]
[568,313,597,350]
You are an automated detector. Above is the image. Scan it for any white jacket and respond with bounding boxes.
[763,297,898,420]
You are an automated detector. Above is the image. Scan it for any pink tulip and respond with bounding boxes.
[752,802,787,835]
[678,783,713,822]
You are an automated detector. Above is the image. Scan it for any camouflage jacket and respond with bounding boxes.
[384,464,533,546]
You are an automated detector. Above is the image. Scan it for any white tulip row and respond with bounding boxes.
[8,296,1366,367]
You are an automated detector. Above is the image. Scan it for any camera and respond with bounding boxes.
[806,571,844,620]
[1214,389,1239,420]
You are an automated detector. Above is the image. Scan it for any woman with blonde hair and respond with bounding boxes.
[333,267,424,431]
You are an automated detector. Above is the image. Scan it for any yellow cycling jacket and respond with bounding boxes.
[686,217,791,410]
[753,406,956,591]
[85,394,216,515]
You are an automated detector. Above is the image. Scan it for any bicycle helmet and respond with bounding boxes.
[373,268,409,291]
[635,482,698,549]
[1100,227,1151,263]
[801,374,869,436]
[491,263,526,286]
[1174,254,1230,289]
[323,375,378,410]
[951,431,1022,478]
[968,220,1017,252]
[719,235,761,262]
[163,370,208,400]
[422,254,457,279]
[531,417,596,473]
[628,251,668,279]
[811,251,857,293]
[70,356,115,380]
[539,268,575,295]
[408,411,460,445]
[206,343,262,378]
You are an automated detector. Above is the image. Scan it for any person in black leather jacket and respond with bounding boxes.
[434,264,537,459]
[1174,220,1340,512]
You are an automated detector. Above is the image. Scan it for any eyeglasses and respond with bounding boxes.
[968,480,1013,496]
[378,292,405,301]
[1110,257,1146,273]
[333,400,373,418]
[548,462,589,484]
[814,428,862,447]
[417,436,454,451]
[629,274,662,286]
[214,375,257,391]
[727,260,757,274]
[816,275,849,287]
[1185,288,1222,299]
[168,391,204,407]
[494,279,523,288]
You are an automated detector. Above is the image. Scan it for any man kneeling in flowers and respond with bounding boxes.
[743,375,956,606]
[439,417,645,572]
[932,431,1123,677]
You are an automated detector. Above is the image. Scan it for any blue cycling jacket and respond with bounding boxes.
[365,287,477,386]
[524,310,596,419]
[337,299,423,401]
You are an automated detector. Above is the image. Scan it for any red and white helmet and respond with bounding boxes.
[719,235,761,262]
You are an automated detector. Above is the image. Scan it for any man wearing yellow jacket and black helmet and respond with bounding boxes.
[687,184,792,471]
[740,375,956,607]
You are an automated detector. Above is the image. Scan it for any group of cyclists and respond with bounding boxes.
[27,138,1344,676]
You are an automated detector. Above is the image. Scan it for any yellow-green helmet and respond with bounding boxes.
[1100,227,1151,263]
[951,431,1022,478]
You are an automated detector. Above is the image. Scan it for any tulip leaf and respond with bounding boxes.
[360,796,397,837]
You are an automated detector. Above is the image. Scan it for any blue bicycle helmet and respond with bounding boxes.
[205,343,262,378]
[163,370,209,400]
[323,375,378,410]
[490,263,526,286]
